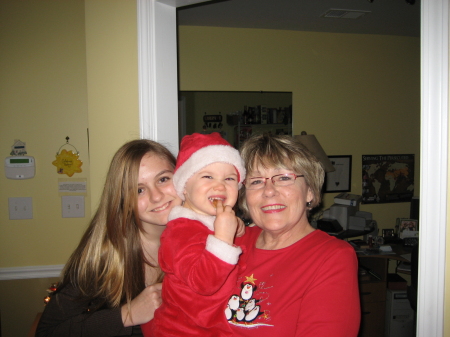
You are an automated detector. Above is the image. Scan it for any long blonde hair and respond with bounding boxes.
[60,139,176,308]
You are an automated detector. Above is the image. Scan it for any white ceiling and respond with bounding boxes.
[177,0,420,37]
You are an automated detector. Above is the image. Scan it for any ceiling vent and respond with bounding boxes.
[321,9,370,19]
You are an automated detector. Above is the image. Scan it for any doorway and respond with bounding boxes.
[139,1,448,336]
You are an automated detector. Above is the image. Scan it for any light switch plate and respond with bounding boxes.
[62,196,85,218]
[9,197,33,220]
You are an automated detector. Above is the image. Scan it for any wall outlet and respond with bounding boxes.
[8,197,33,220]
[62,196,85,218]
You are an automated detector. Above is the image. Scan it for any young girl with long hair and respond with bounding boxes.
[36,139,182,336]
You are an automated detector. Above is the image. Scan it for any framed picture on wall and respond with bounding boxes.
[324,155,352,193]
[361,154,414,204]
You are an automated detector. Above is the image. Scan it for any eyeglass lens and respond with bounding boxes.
[245,174,303,190]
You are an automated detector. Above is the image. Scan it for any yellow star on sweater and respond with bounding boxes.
[245,274,257,284]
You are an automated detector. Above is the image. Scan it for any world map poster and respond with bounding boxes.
[362,154,414,204]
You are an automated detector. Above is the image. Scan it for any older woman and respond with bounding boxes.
[227,134,360,337]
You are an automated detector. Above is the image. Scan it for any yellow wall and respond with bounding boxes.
[0,0,90,268]
[178,25,420,232]
[0,1,139,335]
[0,0,139,268]
[84,0,140,208]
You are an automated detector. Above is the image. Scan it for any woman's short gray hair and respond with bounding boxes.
[238,133,325,217]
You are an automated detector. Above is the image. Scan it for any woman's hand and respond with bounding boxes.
[121,283,162,327]
[213,200,238,245]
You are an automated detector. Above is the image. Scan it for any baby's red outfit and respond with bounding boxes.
[141,206,244,337]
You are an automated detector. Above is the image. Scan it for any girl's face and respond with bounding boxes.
[137,153,182,228]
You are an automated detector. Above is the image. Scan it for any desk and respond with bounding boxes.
[330,229,374,240]
[356,244,412,337]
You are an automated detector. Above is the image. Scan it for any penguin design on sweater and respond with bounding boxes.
[225,305,233,321]
[245,305,263,322]
[244,298,259,312]
[241,283,256,301]
[225,295,241,320]
[226,276,272,327]
[228,295,240,310]
[236,307,246,321]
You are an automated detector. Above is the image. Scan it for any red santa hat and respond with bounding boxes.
[173,132,246,200]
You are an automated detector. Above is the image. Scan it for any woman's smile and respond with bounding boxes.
[261,204,286,212]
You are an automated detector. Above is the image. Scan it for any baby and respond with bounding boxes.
[142,132,246,337]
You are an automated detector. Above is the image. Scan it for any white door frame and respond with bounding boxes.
[137,1,449,336]
[417,1,448,336]
[137,0,179,154]
[137,0,210,154]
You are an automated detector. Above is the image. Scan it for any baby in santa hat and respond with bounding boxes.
[142,132,246,337]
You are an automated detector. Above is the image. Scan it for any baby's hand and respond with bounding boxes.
[213,200,238,245]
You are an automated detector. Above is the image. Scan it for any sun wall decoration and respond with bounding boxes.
[52,137,83,177]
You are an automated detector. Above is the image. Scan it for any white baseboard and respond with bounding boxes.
[0,265,64,281]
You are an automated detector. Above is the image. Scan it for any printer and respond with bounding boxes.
[318,203,376,233]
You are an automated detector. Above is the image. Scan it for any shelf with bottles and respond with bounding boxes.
[233,124,292,148]
[227,105,292,127]
[228,105,292,148]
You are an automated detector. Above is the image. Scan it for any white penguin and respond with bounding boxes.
[225,305,233,320]
[228,295,240,310]
[245,305,261,322]
[245,298,257,312]
[236,307,245,321]
[241,283,255,301]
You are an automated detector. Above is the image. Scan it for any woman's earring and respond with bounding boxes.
[306,201,312,208]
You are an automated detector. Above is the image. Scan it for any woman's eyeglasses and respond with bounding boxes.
[244,173,304,190]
